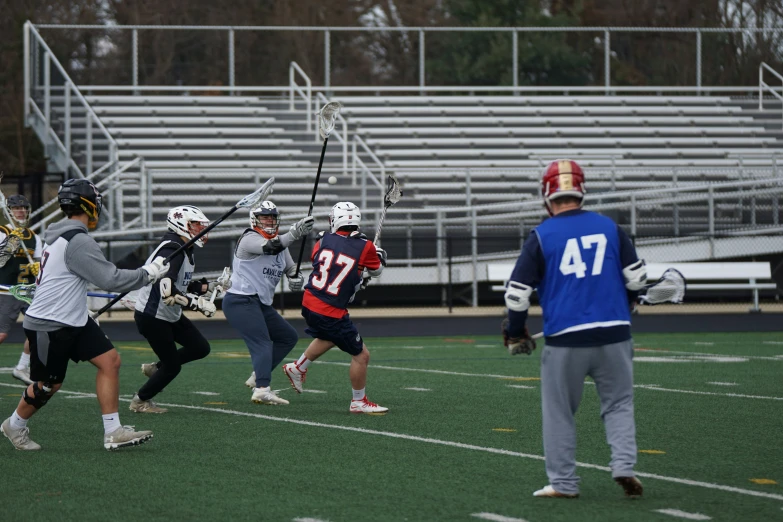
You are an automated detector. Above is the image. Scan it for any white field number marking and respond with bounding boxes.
[471,513,529,522]
[653,509,711,520]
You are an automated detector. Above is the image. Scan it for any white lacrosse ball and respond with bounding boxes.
[328,176,338,185]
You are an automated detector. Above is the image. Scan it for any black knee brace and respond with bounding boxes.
[23,383,53,409]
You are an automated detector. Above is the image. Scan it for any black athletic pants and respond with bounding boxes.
[134,311,211,401]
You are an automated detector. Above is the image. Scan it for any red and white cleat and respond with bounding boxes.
[349,397,389,415]
[282,363,306,394]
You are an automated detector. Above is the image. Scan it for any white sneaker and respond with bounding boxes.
[12,367,33,386]
[103,425,153,451]
[533,485,579,498]
[129,394,168,414]
[141,363,158,378]
[1,417,41,451]
[245,371,256,388]
[282,363,306,394]
[349,397,389,415]
[251,386,289,405]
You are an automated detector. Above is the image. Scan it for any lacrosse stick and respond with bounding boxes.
[361,173,403,289]
[294,101,343,277]
[527,268,687,341]
[93,178,274,319]
[0,284,121,305]
[208,267,232,304]
[0,174,35,266]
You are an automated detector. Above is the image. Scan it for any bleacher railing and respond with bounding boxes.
[759,62,783,129]
[33,23,783,94]
[289,61,312,132]
[24,22,119,179]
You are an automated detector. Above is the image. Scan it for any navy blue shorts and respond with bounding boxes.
[301,307,363,356]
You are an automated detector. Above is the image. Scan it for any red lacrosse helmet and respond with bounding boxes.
[541,159,586,216]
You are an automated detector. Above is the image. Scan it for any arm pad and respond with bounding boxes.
[622,259,647,291]
[504,281,533,312]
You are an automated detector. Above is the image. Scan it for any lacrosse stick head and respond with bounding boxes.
[317,101,342,140]
[640,268,686,305]
[217,267,232,292]
[237,177,275,210]
[8,284,35,305]
[384,173,403,208]
[119,292,139,311]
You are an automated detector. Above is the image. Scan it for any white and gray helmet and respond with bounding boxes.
[167,205,210,248]
[329,201,361,233]
[250,200,281,237]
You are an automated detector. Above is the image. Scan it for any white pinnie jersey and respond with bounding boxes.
[228,229,292,305]
[26,229,91,327]
[135,234,195,322]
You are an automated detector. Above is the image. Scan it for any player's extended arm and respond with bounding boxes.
[65,233,155,292]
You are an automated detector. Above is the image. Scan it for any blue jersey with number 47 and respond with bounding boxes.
[535,210,630,337]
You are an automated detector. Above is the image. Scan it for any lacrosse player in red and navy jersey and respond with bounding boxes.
[504,160,645,499]
[283,202,389,414]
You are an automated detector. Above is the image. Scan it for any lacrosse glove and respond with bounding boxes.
[375,247,387,266]
[287,272,305,292]
[289,216,315,241]
[142,256,170,284]
[501,318,536,356]
[29,262,40,277]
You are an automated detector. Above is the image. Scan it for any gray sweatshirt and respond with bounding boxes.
[24,219,149,331]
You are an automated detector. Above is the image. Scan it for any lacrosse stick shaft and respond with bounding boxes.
[294,136,329,276]
[93,180,273,318]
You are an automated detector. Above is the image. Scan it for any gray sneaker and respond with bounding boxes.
[129,394,168,414]
[103,425,153,451]
[141,363,158,378]
[1,417,41,451]
[12,367,33,386]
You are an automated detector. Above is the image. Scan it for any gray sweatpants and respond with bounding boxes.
[540,339,637,494]
[223,293,299,388]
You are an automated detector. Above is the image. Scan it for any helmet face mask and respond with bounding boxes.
[329,202,361,233]
[7,194,31,228]
[167,205,210,247]
[250,201,280,238]
[541,159,586,216]
[58,180,102,230]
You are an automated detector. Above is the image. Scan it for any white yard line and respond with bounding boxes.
[0,367,14,373]
[653,509,711,520]
[635,348,783,362]
[507,385,536,389]
[192,392,220,396]
[293,518,330,522]
[706,382,738,386]
[0,383,780,502]
[471,513,529,522]
[311,360,533,380]
[402,387,432,392]
[636,385,783,401]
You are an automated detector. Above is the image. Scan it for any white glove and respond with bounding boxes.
[375,247,387,266]
[287,271,305,292]
[289,216,315,241]
[191,295,216,318]
[142,256,170,284]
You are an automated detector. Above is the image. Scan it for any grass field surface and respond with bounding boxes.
[1,331,781,521]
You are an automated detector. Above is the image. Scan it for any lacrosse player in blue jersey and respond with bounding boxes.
[222,201,313,405]
[503,160,646,499]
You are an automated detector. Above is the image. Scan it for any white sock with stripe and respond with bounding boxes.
[296,354,311,372]
[102,413,121,434]
[352,388,365,401]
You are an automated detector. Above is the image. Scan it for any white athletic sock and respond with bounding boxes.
[16,352,30,370]
[102,413,121,434]
[296,354,311,372]
[10,410,28,430]
[352,388,366,401]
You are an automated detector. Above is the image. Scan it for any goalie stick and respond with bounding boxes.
[294,101,343,277]
[92,179,274,319]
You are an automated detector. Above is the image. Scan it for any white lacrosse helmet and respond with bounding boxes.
[329,202,361,233]
[167,205,210,248]
[250,200,281,238]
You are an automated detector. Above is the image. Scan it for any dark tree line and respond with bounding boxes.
[2,0,781,175]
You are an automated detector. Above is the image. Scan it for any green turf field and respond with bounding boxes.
[1,331,782,521]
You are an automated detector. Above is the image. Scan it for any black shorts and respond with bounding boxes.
[301,307,364,356]
[25,317,115,384]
